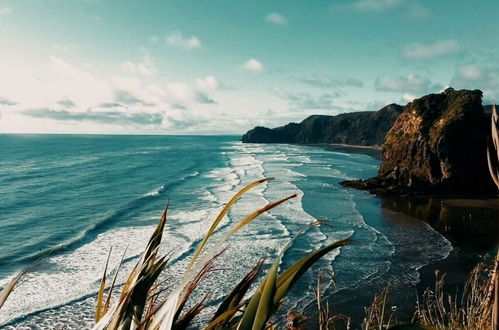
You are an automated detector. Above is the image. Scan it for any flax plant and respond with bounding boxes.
[0,267,31,311]
[93,178,349,330]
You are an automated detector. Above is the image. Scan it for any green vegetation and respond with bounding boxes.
[90,177,349,329]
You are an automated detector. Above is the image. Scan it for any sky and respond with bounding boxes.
[0,0,498,134]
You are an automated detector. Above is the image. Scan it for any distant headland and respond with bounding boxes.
[242,103,403,146]
[242,88,498,196]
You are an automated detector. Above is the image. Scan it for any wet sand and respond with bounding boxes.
[321,143,498,326]
[381,195,499,295]
[326,195,498,328]
[325,143,382,160]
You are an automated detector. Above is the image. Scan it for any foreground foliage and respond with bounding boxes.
[92,178,349,330]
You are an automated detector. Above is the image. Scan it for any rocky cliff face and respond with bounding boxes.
[342,88,497,195]
[242,104,403,146]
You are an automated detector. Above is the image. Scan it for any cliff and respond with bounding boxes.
[341,88,497,195]
[242,104,403,146]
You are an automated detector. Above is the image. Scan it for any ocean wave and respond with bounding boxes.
[4,139,456,328]
[17,170,203,265]
[143,185,165,197]
[0,226,155,325]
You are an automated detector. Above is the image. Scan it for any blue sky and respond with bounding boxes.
[0,0,498,134]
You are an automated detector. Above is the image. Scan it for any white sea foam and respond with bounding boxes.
[4,141,455,328]
[143,185,164,197]
[0,226,156,325]
[200,190,218,202]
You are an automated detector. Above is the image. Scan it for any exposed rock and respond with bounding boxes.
[242,104,403,146]
[341,88,497,195]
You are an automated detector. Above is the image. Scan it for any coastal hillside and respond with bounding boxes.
[241,104,403,146]
[342,88,497,195]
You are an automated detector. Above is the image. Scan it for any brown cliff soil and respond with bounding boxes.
[342,88,498,196]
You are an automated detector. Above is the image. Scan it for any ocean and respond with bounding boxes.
[0,135,453,328]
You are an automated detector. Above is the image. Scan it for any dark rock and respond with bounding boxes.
[341,88,497,196]
[240,126,296,143]
[241,104,403,146]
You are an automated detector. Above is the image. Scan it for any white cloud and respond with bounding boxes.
[265,13,287,25]
[0,53,234,134]
[455,64,484,81]
[450,64,499,99]
[352,0,402,12]
[121,55,156,76]
[0,6,11,16]
[272,87,344,111]
[167,82,193,101]
[166,81,216,105]
[195,76,220,90]
[0,96,17,106]
[375,74,442,94]
[0,57,107,111]
[166,31,202,50]
[344,0,431,20]
[402,93,417,102]
[242,59,264,73]
[403,40,461,60]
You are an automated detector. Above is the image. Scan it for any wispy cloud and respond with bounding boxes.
[292,74,363,88]
[121,55,157,76]
[0,6,11,16]
[22,108,163,126]
[351,0,403,12]
[342,0,431,20]
[454,64,486,81]
[265,13,287,25]
[0,54,237,134]
[196,76,220,90]
[272,87,344,111]
[166,31,202,50]
[451,64,499,97]
[195,91,217,104]
[97,102,125,109]
[242,59,264,73]
[375,74,443,94]
[56,98,76,109]
[167,82,217,105]
[114,90,155,107]
[0,96,17,106]
[403,40,461,60]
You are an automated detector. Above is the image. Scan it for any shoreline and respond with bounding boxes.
[328,193,499,326]
[300,142,383,159]
[382,195,499,319]
[325,144,382,159]
[312,142,499,324]
[328,143,382,151]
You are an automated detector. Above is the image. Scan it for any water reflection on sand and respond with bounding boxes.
[380,196,499,252]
